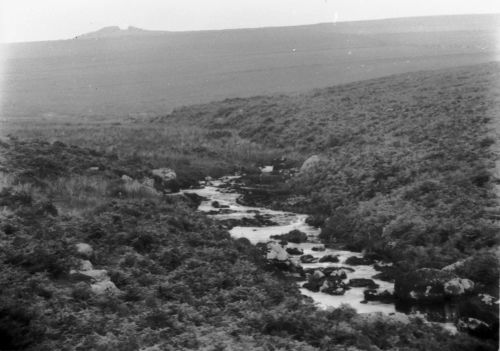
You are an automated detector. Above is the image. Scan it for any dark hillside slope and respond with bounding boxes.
[159,62,500,271]
[1,14,498,120]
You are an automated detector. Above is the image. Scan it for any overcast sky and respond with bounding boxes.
[1,0,500,43]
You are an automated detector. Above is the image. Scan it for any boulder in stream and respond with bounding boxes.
[270,229,308,243]
[323,267,349,279]
[345,256,375,266]
[300,254,318,264]
[349,278,379,289]
[303,270,348,295]
[311,245,326,252]
[75,243,93,258]
[319,254,339,263]
[286,247,304,256]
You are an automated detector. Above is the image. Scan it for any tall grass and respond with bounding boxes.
[48,175,159,216]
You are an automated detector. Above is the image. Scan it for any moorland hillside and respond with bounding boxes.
[4,62,498,304]
[2,139,496,350]
[1,60,499,348]
[157,61,500,281]
[1,14,498,120]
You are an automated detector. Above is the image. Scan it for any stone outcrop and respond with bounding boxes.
[302,268,349,295]
[443,278,474,296]
[75,243,93,258]
[151,168,179,193]
[299,155,321,173]
[70,255,120,296]
[394,268,473,303]
[151,168,176,181]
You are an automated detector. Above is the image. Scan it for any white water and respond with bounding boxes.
[185,176,396,314]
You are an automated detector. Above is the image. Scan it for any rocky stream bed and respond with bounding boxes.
[184,175,473,334]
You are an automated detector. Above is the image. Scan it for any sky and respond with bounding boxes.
[1,0,500,43]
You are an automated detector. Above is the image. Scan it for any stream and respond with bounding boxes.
[185,175,457,332]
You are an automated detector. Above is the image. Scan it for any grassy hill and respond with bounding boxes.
[1,14,499,120]
[156,62,500,270]
[4,62,499,273]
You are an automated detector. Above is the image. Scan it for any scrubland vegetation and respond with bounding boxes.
[2,139,495,350]
[1,62,499,349]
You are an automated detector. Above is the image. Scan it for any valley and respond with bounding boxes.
[0,14,499,350]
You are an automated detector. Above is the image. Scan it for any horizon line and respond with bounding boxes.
[1,12,499,45]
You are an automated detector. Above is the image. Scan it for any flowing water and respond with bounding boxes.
[185,175,457,331]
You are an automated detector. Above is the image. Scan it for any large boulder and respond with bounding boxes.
[79,260,93,271]
[300,155,321,173]
[320,278,348,296]
[442,252,499,296]
[323,267,351,279]
[303,269,348,295]
[270,229,308,243]
[443,278,474,296]
[311,245,326,252]
[266,242,288,261]
[151,168,179,192]
[286,247,304,256]
[152,168,176,181]
[394,268,470,303]
[300,254,318,264]
[75,243,93,258]
[319,254,339,263]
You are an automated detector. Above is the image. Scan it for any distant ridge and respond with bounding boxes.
[74,26,162,39]
[73,13,500,40]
